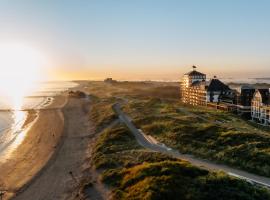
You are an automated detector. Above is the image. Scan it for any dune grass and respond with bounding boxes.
[86,82,270,177]
[85,82,270,199]
[92,125,176,169]
[123,97,270,177]
[89,95,118,131]
[92,124,270,200]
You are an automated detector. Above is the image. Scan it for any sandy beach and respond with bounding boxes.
[12,96,95,200]
[0,94,69,199]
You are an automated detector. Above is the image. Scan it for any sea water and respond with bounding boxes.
[0,81,77,159]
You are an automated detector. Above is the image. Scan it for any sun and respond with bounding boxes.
[0,42,47,109]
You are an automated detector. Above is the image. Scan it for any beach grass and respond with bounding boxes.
[92,123,270,200]
[84,81,270,176]
[123,97,270,177]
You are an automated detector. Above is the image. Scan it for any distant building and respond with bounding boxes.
[181,67,270,126]
[104,78,117,84]
[251,89,270,125]
[181,66,233,106]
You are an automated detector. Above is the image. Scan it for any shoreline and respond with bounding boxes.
[0,94,68,199]
[0,95,62,163]
[0,95,56,160]
[0,110,37,163]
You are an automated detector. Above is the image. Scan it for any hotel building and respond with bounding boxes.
[181,67,234,107]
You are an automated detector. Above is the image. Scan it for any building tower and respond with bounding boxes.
[181,66,206,103]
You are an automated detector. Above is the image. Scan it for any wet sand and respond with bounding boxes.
[0,95,67,199]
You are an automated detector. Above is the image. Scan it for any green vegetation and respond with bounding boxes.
[93,125,175,169]
[84,81,270,199]
[85,81,270,177]
[84,81,180,130]
[82,81,180,100]
[92,123,270,200]
[89,95,118,131]
[103,161,270,200]
[123,97,270,177]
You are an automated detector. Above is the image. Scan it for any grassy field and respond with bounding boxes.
[89,95,118,131]
[92,123,270,200]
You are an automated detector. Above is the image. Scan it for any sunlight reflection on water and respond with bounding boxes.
[0,111,28,162]
[0,81,77,162]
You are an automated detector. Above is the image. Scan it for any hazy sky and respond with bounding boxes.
[0,0,270,80]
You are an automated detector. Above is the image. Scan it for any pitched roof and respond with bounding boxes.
[207,79,231,92]
[184,70,206,77]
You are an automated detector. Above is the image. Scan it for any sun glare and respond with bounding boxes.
[0,43,47,109]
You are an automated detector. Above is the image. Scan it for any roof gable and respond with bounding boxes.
[207,79,231,92]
